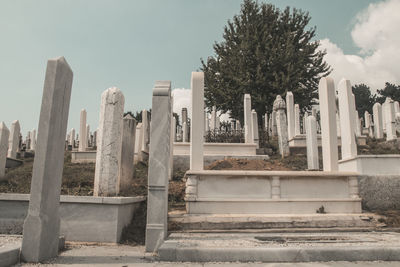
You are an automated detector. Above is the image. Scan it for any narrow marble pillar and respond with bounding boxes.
[141,109,150,153]
[182,122,188,142]
[93,130,97,147]
[119,114,136,192]
[273,96,290,158]
[349,94,360,138]
[210,106,216,131]
[204,111,209,134]
[286,91,295,140]
[79,109,87,152]
[145,80,171,252]
[382,99,388,132]
[230,121,235,132]
[364,111,370,129]
[303,112,308,134]
[336,112,341,137]
[372,103,383,139]
[311,107,317,118]
[215,114,220,131]
[86,124,90,147]
[251,110,259,148]
[318,77,338,171]
[7,120,20,158]
[169,96,174,180]
[338,79,357,160]
[173,117,177,142]
[355,111,362,137]
[244,94,253,143]
[94,87,125,197]
[190,72,204,171]
[306,115,318,170]
[368,113,374,138]
[69,128,75,148]
[394,101,400,114]
[294,104,300,136]
[30,129,36,151]
[271,110,277,136]
[386,99,397,141]
[0,122,10,178]
[182,108,188,127]
[21,57,73,262]
[264,113,268,132]
[26,131,31,150]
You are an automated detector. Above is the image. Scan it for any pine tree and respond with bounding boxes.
[352,83,376,116]
[201,0,331,123]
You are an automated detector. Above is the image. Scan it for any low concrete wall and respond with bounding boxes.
[0,194,145,243]
[339,155,400,175]
[185,170,361,214]
[358,175,400,211]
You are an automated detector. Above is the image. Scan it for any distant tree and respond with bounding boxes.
[377,82,400,103]
[351,83,376,115]
[201,0,331,124]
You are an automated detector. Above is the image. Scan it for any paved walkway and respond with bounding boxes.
[16,243,400,266]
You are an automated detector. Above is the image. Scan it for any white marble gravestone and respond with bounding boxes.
[7,120,20,158]
[318,77,338,171]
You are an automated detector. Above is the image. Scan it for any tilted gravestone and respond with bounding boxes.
[21,57,73,262]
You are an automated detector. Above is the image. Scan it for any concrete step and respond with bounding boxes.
[158,231,400,262]
[169,211,384,231]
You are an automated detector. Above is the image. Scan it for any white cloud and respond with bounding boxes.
[319,0,400,92]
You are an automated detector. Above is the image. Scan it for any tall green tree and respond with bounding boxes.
[351,83,376,116]
[377,82,400,103]
[201,0,331,123]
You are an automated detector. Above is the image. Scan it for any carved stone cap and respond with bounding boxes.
[273,95,286,111]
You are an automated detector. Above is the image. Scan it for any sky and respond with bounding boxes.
[1,0,399,135]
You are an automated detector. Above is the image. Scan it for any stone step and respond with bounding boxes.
[168,211,384,231]
[158,231,400,262]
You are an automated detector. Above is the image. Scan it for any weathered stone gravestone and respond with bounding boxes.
[306,115,318,170]
[94,87,125,197]
[21,57,73,262]
[7,120,20,158]
[0,122,10,178]
[244,94,253,143]
[286,91,295,140]
[251,110,259,148]
[119,114,136,192]
[338,79,357,160]
[30,129,36,151]
[79,109,87,151]
[190,72,204,171]
[69,128,75,148]
[318,77,338,171]
[145,80,171,252]
[273,95,289,158]
[294,104,300,136]
[26,131,31,150]
[373,103,383,139]
[386,98,397,141]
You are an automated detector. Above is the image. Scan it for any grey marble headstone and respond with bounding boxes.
[0,122,10,178]
[145,81,171,252]
[21,57,73,262]
[7,120,20,158]
[119,114,136,192]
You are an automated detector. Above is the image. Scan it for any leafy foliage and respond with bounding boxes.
[201,0,331,124]
[352,83,376,115]
[377,82,400,103]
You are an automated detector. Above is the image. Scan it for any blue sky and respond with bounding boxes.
[0,0,394,135]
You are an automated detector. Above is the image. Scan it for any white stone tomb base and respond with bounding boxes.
[185,170,361,214]
[338,155,400,175]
